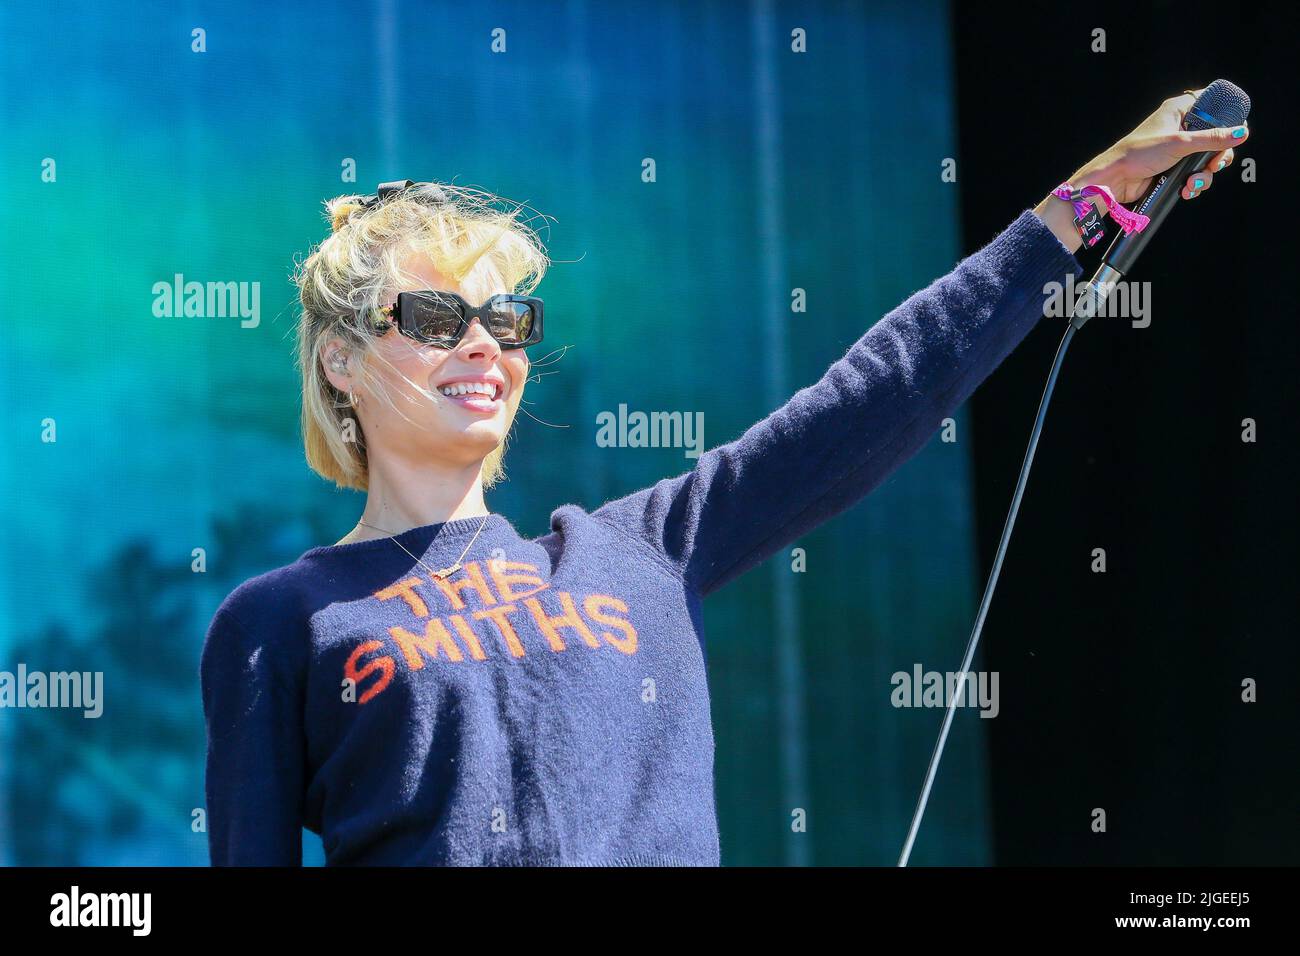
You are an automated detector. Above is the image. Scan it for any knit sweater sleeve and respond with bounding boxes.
[590,209,1082,598]
[200,596,309,866]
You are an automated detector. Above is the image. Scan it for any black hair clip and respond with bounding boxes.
[356,180,449,210]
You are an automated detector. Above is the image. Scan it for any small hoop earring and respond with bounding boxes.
[348,389,362,408]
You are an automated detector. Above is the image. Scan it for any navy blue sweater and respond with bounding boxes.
[201,210,1081,865]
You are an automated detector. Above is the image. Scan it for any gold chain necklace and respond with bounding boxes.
[355,514,491,579]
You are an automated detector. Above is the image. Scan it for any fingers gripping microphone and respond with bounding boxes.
[1107,81,1251,272]
[898,79,1252,866]
[1072,79,1252,328]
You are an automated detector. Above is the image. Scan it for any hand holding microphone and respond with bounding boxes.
[1034,81,1251,255]
[1075,86,1249,202]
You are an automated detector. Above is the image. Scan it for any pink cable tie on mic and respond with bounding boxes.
[1053,182,1151,244]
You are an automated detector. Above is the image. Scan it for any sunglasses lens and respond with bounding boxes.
[410,294,464,342]
[487,300,536,345]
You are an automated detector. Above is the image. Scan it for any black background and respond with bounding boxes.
[954,0,1299,864]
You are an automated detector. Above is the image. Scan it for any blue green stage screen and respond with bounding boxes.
[0,0,991,865]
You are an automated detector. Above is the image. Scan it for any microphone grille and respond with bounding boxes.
[1186,79,1251,130]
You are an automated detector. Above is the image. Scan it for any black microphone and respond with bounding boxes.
[1071,79,1251,328]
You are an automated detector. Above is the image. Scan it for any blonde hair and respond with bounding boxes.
[294,181,550,492]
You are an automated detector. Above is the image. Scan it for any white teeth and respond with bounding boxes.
[440,382,498,399]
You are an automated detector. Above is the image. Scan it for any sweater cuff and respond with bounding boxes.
[991,208,1085,285]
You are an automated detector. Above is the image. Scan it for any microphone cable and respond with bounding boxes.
[896,80,1248,866]
[897,320,1077,867]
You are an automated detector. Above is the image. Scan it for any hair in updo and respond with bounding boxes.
[329,199,367,233]
[293,181,550,492]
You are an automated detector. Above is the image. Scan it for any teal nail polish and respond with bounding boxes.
[1232,126,1247,138]
[1217,160,1226,171]
[1194,178,1204,189]
[1189,190,1198,198]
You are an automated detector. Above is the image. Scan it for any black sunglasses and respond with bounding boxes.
[371,290,544,349]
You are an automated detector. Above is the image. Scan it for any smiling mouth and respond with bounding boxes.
[434,382,499,403]
[431,379,501,413]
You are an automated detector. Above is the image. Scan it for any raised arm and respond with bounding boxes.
[590,209,1080,598]
[586,88,1249,598]
[200,601,307,866]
